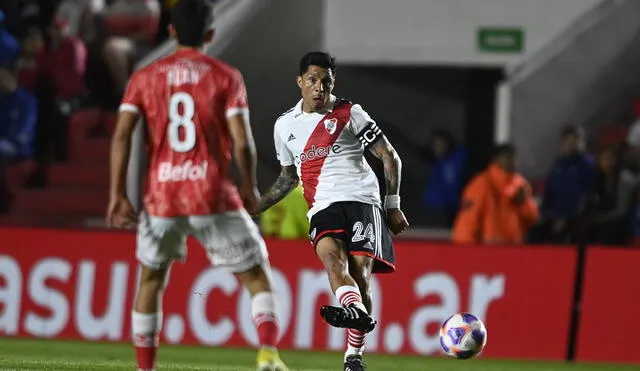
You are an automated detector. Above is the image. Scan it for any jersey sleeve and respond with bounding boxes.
[119,71,143,114]
[274,123,294,166]
[349,104,384,150]
[225,69,249,119]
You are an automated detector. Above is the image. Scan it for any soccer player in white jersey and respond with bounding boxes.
[256,52,409,371]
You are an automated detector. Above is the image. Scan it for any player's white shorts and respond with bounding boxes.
[136,210,268,273]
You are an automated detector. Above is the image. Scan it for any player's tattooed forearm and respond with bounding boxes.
[370,137,402,196]
[258,165,299,213]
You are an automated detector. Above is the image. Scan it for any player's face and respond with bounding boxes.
[297,65,335,113]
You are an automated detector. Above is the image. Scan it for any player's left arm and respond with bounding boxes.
[368,136,409,234]
[351,104,409,234]
[107,75,142,228]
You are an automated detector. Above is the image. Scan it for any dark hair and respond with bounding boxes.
[170,0,214,47]
[493,143,516,158]
[299,52,336,76]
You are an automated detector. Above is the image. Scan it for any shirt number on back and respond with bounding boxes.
[168,92,196,152]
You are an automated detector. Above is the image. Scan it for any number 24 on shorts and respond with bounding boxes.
[352,221,375,243]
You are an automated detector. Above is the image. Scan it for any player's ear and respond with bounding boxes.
[204,29,215,44]
[296,76,303,89]
[168,24,177,40]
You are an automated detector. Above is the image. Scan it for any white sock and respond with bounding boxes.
[132,311,162,343]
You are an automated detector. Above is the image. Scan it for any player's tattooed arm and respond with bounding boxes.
[369,136,402,196]
[257,165,299,213]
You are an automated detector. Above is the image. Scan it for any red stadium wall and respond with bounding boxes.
[0,227,636,363]
[575,247,640,364]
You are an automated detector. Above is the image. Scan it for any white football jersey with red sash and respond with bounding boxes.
[273,96,383,219]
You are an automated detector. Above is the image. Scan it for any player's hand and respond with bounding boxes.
[239,184,260,215]
[106,195,138,229]
[386,208,409,235]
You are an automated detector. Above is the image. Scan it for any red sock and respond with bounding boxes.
[133,333,157,370]
[347,328,367,355]
[132,311,161,371]
[254,313,279,347]
[252,292,279,348]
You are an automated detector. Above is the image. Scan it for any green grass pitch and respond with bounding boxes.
[0,337,636,371]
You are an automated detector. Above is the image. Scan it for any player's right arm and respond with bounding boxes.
[227,113,260,214]
[256,122,299,214]
[257,165,299,214]
[226,69,260,214]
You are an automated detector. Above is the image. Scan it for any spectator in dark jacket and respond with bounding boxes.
[0,62,38,212]
[0,10,20,67]
[422,129,468,227]
[540,126,594,243]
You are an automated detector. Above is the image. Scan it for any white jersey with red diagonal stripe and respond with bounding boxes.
[273,96,382,219]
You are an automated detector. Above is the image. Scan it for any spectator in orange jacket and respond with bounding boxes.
[452,144,539,244]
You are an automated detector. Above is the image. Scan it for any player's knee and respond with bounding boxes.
[316,238,349,275]
[138,265,169,294]
[319,251,349,277]
[235,264,272,295]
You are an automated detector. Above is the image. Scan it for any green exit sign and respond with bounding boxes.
[477,27,525,53]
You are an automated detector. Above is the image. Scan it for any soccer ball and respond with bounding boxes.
[439,312,487,359]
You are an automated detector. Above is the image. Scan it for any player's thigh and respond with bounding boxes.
[315,236,350,275]
[189,210,268,273]
[348,253,374,286]
[345,202,395,272]
[136,213,188,270]
[235,262,272,296]
[309,204,351,274]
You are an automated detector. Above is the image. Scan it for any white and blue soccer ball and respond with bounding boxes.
[439,312,487,359]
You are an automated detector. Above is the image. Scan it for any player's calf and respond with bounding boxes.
[252,291,279,348]
[235,264,284,351]
[132,266,168,371]
[132,311,162,371]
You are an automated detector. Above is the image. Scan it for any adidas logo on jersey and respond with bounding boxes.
[287,133,296,142]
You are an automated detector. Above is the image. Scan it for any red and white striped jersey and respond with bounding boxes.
[273,95,383,218]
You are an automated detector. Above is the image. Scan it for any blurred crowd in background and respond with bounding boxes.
[424,120,640,247]
[2,0,640,247]
[0,0,169,210]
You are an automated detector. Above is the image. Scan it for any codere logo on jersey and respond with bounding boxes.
[297,144,342,164]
